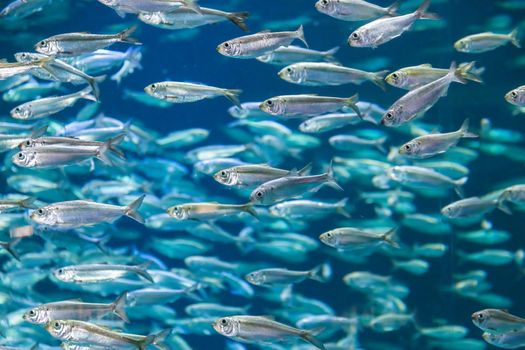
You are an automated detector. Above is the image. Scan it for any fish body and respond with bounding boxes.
[256,45,339,66]
[0,57,54,80]
[145,81,241,106]
[0,197,36,213]
[441,197,503,218]
[472,309,525,334]
[455,28,521,53]
[97,0,199,14]
[319,227,398,250]
[0,0,50,19]
[299,113,361,133]
[388,165,467,194]
[505,85,525,107]
[315,0,399,21]
[53,262,153,283]
[214,163,310,187]
[245,264,330,286]
[269,198,350,219]
[166,202,257,221]
[260,94,360,118]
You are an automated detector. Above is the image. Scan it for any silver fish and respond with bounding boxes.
[53,262,153,283]
[315,0,399,21]
[441,197,509,219]
[245,264,330,286]
[96,0,200,15]
[166,202,258,221]
[145,81,242,107]
[0,197,36,213]
[483,330,525,349]
[260,93,361,118]
[319,227,399,250]
[299,113,362,133]
[505,85,525,107]
[0,0,51,19]
[455,28,521,53]
[387,165,467,196]
[0,56,54,80]
[472,309,525,335]
[213,163,311,188]
[269,198,350,219]
[256,45,339,66]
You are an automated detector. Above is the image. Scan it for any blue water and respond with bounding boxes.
[1,0,525,349]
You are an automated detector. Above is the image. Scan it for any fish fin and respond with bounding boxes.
[107,134,126,160]
[459,118,478,138]
[86,75,104,102]
[297,163,312,176]
[382,227,400,248]
[497,199,513,215]
[97,135,123,166]
[242,203,259,220]
[236,227,256,254]
[300,329,326,350]
[18,197,37,209]
[308,262,332,283]
[509,27,521,48]
[449,61,467,84]
[139,329,171,350]
[416,0,439,19]
[375,137,388,153]
[454,177,468,198]
[335,198,351,218]
[323,46,340,61]
[345,93,362,119]
[78,86,97,102]
[371,70,389,91]
[118,25,141,45]
[324,160,344,191]
[182,0,201,14]
[457,61,484,83]
[223,89,242,107]
[387,0,400,16]
[125,194,146,224]
[134,261,154,283]
[295,25,309,48]
[112,292,130,323]
[30,125,48,138]
[227,12,250,32]
[0,239,20,261]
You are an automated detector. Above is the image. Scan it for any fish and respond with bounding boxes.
[260,93,361,118]
[213,315,325,350]
[30,194,145,228]
[53,262,154,283]
[144,81,242,107]
[505,85,525,107]
[483,330,525,349]
[299,113,362,133]
[0,197,37,213]
[348,0,438,48]
[315,0,400,21]
[0,56,55,80]
[214,163,311,188]
[166,202,258,221]
[442,197,511,219]
[269,198,351,219]
[455,28,521,53]
[278,62,388,90]
[256,46,339,66]
[0,0,51,19]
[329,134,387,153]
[217,26,308,59]
[35,27,141,56]
[96,0,200,16]
[319,227,399,250]
[245,263,331,286]
[399,119,478,158]
[472,309,525,334]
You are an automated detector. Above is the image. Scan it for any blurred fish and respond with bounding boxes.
[53,262,153,283]
[315,0,400,21]
[455,28,521,53]
[145,81,242,107]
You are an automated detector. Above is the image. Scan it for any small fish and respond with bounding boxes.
[249,162,343,205]
[23,293,129,324]
[11,86,97,120]
[269,198,350,219]
[299,113,362,133]
[260,93,361,118]
[256,45,339,66]
[217,26,308,59]
[245,263,331,286]
[166,202,258,221]
[145,81,242,107]
[35,27,141,57]
[214,163,310,188]
[0,56,54,80]
[97,0,200,16]
[455,28,521,53]
[441,197,509,219]
[399,119,478,158]
[393,259,429,275]
[315,0,399,21]
[0,197,36,213]
[45,320,169,349]
[0,0,50,19]
[483,330,525,349]
[213,315,325,350]
[505,85,525,107]
[30,195,145,228]
[329,134,387,153]
[348,0,438,48]
[319,227,399,250]
[53,262,153,283]
[472,309,525,334]
[498,184,525,213]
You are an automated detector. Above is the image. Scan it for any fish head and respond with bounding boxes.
[385,71,407,88]
[213,168,237,186]
[454,39,470,53]
[381,105,402,127]
[249,184,272,204]
[440,204,456,218]
[45,320,72,340]
[299,118,317,133]
[348,29,367,47]
[167,205,189,220]
[268,204,284,217]
[30,206,57,226]
[35,39,57,55]
[14,52,39,63]
[278,65,303,84]
[399,141,420,157]
[23,306,50,324]
[11,104,32,120]
[505,89,522,106]
[217,40,241,57]
[213,317,239,337]
[52,267,75,283]
[144,82,165,98]
[138,12,162,25]
[259,98,285,116]
[319,230,338,247]
[19,139,37,149]
[244,271,265,285]
[12,150,36,168]
[315,0,335,14]
[471,310,489,329]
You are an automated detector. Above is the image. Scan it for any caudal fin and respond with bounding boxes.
[509,27,521,48]
[125,194,146,224]
[227,12,250,32]
[324,160,344,191]
[295,25,309,48]
[387,0,400,16]
[308,262,332,283]
[223,89,242,107]
[458,119,478,138]
[345,93,362,119]
[300,329,326,350]
[78,86,97,102]
[97,134,125,165]
[368,70,389,91]
[323,46,340,62]
[382,227,400,248]
[182,0,201,14]
[118,26,142,45]
[454,177,468,198]
[18,197,37,209]
[449,61,467,84]
[242,203,259,220]
[111,292,130,323]
[0,239,20,261]
[139,329,171,350]
[457,61,484,84]
[133,261,154,283]
[336,197,351,218]
[416,0,439,19]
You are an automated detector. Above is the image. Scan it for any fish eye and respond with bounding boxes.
[57,268,63,274]
[286,68,292,73]
[256,192,263,197]
[221,319,227,325]
[266,100,273,106]
[224,42,229,48]
[322,0,328,4]
[326,233,332,237]
[386,112,394,120]
[352,33,359,39]
[404,144,411,151]
[392,73,398,79]
[511,91,518,98]
[17,152,25,160]
[14,107,20,112]
[53,321,60,329]
[39,41,47,47]
[150,84,156,90]
[29,310,35,316]
[220,171,227,177]
[37,208,44,215]
[25,140,31,146]
[477,313,484,319]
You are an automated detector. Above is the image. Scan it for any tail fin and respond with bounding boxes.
[78,86,97,102]
[308,263,332,283]
[416,0,439,19]
[345,93,362,119]
[223,89,242,107]
[454,177,468,198]
[0,239,20,261]
[458,119,478,138]
[368,70,389,91]
[111,292,129,323]
[118,26,141,45]
[457,61,484,83]
[133,261,154,283]
[375,136,388,153]
[107,134,126,159]
[387,0,400,16]
[18,197,37,209]
[227,12,250,32]
[300,329,326,350]
[509,27,521,48]
[298,163,312,176]
[125,194,146,224]
[449,61,467,84]
[139,329,171,350]
[496,196,513,215]
[97,134,125,165]
[242,203,259,220]
[295,25,309,48]
[324,160,344,191]
[382,227,400,248]
[323,46,340,62]
[335,197,351,218]
[86,75,103,102]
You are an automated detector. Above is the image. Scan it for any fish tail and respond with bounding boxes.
[382,227,400,248]
[118,25,142,45]
[345,93,362,119]
[298,162,312,176]
[223,89,243,107]
[457,61,484,83]
[510,27,521,48]
[18,196,37,209]
[111,292,130,323]
[139,329,171,350]
[86,75,102,102]
[453,177,468,198]
[459,118,478,138]
[387,0,400,16]
[496,196,513,215]
[369,70,389,91]
[124,194,146,224]
[335,197,352,218]
[416,0,439,19]
[300,329,326,350]
[107,134,126,160]
[78,86,97,102]
[0,239,20,261]
[449,61,467,84]
[227,12,250,32]
[295,25,309,48]
[324,160,344,191]
[97,135,124,166]
[309,262,332,282]
[323,46,340,62]
[242,203,259,219]
[91,233,111,254]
